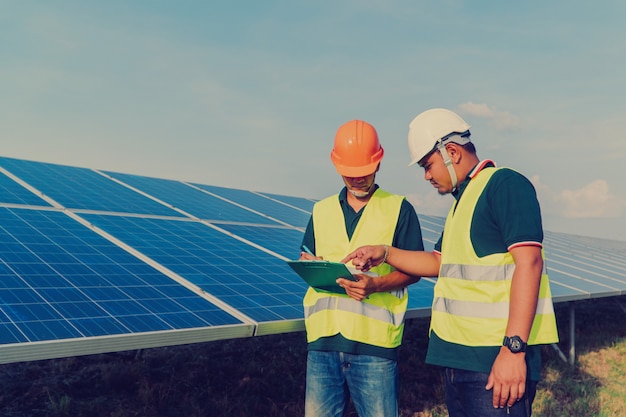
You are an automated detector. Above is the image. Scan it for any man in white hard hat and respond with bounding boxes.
[343,108,559,417]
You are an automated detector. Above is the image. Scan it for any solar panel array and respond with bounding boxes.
[1,155,625,364]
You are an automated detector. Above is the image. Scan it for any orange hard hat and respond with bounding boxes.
[330,120,384,177]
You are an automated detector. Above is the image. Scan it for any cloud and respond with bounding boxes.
[531,176,625,219]
[457,102,520,130]
[557,180,625,218]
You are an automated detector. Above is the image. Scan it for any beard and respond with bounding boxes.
[349,189,371,198]
[348,182,375,198]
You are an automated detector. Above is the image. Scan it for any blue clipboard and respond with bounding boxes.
[287,260,357,293]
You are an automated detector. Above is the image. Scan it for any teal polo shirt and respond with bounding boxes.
[301,185,425,360]
[429,161,544,380]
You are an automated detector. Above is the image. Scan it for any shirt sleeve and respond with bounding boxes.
[434,233,443,253]
[486,168,544,249]
[301,216,315,256]
[393,199,425,251]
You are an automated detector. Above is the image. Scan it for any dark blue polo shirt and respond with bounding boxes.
[301,186,425,360]
[429,161,545,380]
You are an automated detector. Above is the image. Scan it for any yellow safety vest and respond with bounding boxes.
[304,189,408,348]
[433,167,559,347]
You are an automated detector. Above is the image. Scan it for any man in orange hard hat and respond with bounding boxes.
[299,120,424,417]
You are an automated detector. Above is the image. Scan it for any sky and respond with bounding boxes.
[2,1,626,242]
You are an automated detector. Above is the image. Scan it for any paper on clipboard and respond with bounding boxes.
[287,260,375,293]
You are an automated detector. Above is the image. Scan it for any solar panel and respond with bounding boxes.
[543,231,626,301]
[0,206,252,363]
[0,157,179,216]
[258,191,317,212]
[191,183,311,228]
[414,214,446,252]
[79,213,306,327]
[102,170,286,225]
[0,155,625,365]
[0,170,51,206]
[216,224,305,259]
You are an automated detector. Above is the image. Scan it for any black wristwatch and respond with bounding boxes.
[503,335,527,353]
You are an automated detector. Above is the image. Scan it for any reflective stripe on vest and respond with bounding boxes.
[434,167,559,347]
[305,291,407,326]
[304,188,407,348]
[439,261,547,282]
[432,296,555,319]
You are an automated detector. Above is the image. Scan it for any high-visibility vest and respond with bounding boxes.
[433,167,559,347]
[304,189,408,348]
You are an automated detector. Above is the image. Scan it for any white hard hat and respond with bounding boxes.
[407,108,471,167]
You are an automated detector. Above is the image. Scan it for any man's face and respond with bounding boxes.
[342,172,376,198]
[419,151,453,195]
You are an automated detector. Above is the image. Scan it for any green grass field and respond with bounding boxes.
[0,295,624,417]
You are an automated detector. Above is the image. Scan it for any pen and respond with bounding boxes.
[301,245,315,256]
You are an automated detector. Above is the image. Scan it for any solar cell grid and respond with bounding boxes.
[0,207,246,350]
[258,191,316,212]
[0,171,51,207]
[406,280,436,318]
[549,254,626,287]
[0,157,178,216]
[103,171,282,225]
[80,213,308,323]
[548,277,608,301]
[542,232,626,300]
[192,183,311,228]
[217,224,304,260]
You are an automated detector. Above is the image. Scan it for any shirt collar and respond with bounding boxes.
[452,160,496,200]
[469,159,496,179]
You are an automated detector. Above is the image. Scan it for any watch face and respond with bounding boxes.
[506,336,525,353]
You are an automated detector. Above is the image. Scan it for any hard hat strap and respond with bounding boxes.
[434,132,469,191]
[437,142,458,191]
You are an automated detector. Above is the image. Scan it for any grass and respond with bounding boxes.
[532,296,626,417]
[0,295,624,417]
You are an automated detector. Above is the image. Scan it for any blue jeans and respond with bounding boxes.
[445,368,537,417]
[305,350,398,417]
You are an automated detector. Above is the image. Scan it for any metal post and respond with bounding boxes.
[568,302,576,366]
[551,343,568,363]
[550,301,576,366]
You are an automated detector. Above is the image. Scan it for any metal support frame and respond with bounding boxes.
[551,302,576,366]
[568,302,576,365]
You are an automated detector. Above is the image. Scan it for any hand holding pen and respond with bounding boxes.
[300,245,322,261]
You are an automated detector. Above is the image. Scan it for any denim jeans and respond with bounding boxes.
[305,350,398,417]
[444,368,538,417]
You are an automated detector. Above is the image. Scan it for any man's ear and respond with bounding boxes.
[445,143,462,164]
